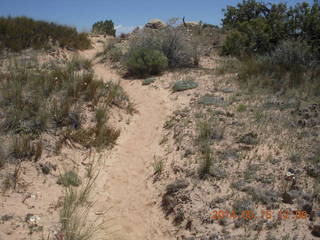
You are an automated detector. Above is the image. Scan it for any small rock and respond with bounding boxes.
[172,81,198,92]
[198,95,227,107]
[25,214,41,224]
[144,19,167,29]
[221,88,234,93]
[142,78,156,85]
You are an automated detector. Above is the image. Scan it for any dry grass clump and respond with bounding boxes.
[58,155,102,240]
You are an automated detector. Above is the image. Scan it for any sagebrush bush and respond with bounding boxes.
[125,47,168,77]
[127,21,202,71]
[264,39,316,69]
[0,16,91,52]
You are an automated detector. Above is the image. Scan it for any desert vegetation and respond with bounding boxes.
[0,16,91,52]
[221,0,320,92]
[96,18,224,77]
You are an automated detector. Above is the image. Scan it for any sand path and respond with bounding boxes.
[80,37,174,240]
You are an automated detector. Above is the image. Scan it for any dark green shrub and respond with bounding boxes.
[221,0,320,57]
[222,30,248,56]
[92,20,116,36]
[125,47,168,77]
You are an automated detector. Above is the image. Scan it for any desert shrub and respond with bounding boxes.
[127,20,202,70]
[0,16,91,52]
[159,26,200,68]
[92,20,115,36]
[222,30,248,56]
[222,0,320,58]
[108,47,123,62]
[97,40,123,63]
[125,47,168,77]
[264,39,316,70]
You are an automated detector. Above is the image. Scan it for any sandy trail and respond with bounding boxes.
[81,38,174,240]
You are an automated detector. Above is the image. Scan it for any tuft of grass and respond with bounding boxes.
[198,144,214,179]
[95,107,108,128]
[152,157,164,175]
[57,170,82,187]
[1,163,21,192]
[237,104,247,112]
[10,135,35,160]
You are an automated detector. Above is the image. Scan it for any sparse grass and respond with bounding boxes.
[196,120,213,149]
[237,55,320,94]
[215,57,240,75]
[0,58,129,156]
[68,57,92,71]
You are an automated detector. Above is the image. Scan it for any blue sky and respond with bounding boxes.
[0,0,314,34]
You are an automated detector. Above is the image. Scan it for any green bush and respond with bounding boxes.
[0,16,91,52]
[125,47,168,77]
[92,20,115,36]
[221,0,320,57]
[222,30,248,56]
